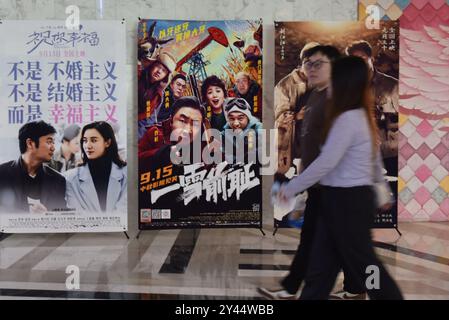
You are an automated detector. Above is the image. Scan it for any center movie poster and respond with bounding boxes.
[0,20,127,233]
[137,19,263,229]
[274,21,399,228]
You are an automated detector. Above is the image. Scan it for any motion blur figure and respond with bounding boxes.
[278,56,403,300]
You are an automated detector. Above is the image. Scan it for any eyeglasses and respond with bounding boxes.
[303,59,330,71]
[224,98,250,112]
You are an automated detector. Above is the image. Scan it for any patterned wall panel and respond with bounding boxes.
[359,0,449,222]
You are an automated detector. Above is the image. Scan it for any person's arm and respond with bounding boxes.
[274,80,295,121]
[138,127,163,159]
[282,112,356,198]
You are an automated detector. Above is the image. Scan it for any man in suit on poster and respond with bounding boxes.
[0,121,66,214]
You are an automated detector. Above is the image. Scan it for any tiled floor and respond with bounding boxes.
[1,222,449,299]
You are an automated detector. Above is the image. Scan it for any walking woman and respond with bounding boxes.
[278,56,403,300]
[65,121,127,213]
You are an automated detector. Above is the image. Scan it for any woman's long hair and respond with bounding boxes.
[80,121,127,168]
[322,56,378,155]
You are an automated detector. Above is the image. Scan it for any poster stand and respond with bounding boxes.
[135,227,265,239]
[0,231,130,239]
[273,225,279,236]
[272,222,402,237]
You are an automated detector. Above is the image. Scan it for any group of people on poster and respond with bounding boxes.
[275,39,398,179]
[137,53,263,162]
[136,20,263,227]
[0,120,127,215]
[275,34,399,229]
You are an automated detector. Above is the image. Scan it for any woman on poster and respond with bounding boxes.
[64,121,127,214]
[201,75,228,132]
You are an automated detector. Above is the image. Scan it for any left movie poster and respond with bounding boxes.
[138,19,263,229]
[0,21,127,233]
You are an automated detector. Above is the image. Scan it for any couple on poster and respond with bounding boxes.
[0,120,127,215]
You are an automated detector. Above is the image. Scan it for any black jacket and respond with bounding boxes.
[300,88,327,171]
[0,158,67,213]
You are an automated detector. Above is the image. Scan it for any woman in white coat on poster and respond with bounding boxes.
[64,121,127,214]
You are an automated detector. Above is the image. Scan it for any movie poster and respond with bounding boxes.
[274,21,399,228]
[137,19,263,229]
[0,20,127,233]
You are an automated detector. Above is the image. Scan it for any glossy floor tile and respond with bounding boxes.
[1,222,449,300]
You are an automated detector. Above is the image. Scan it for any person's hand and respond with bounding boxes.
[296,108,306,121]
[30,202,48,214]
[282,112,294,124]
[279,112,294,128]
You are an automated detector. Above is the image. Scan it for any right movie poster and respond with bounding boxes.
[274,21,399,229]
